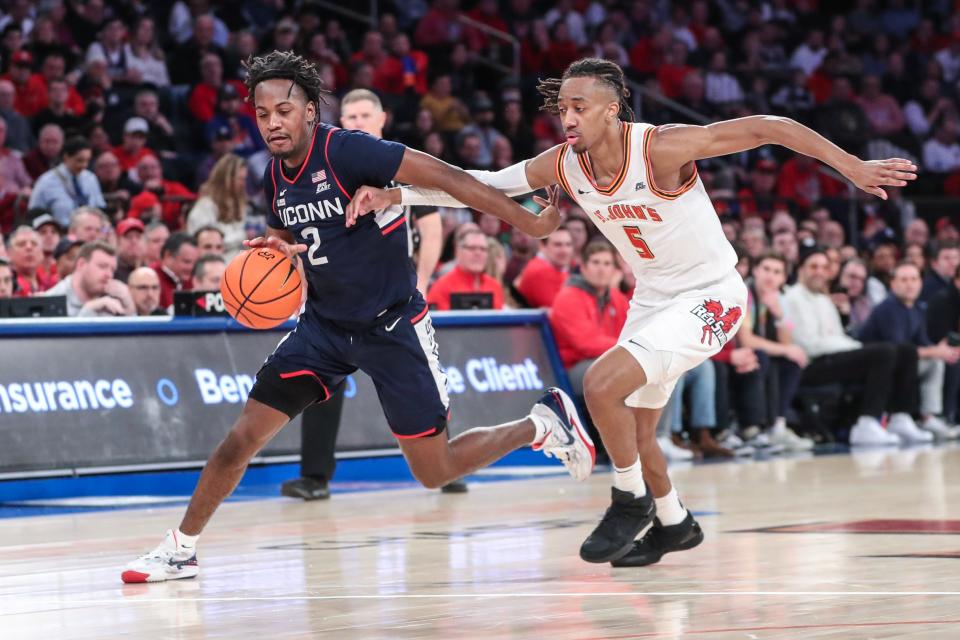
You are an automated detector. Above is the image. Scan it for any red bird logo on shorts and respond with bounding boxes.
[691,299,742,346]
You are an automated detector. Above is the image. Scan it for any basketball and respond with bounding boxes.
[220,247,304,329]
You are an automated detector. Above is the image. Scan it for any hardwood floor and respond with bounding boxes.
[1,446,958,639]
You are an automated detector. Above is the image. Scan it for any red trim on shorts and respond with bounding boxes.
[323,127,352,201]
[278,369,331,402]
[394,427,438,439]
[278,126,320,185]
[381,215,406,236]
[410,306,428,324]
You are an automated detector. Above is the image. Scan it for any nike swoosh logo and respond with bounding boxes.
[385,318,400,332]
[577,189,592,195]
[628,338,649,351]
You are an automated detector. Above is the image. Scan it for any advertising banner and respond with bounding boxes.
[0,317,559,474]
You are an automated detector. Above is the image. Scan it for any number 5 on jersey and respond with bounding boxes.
[623,225,655,260]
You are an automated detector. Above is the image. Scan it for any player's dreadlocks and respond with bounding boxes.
[537,58,635,122]
[243,50,330,108]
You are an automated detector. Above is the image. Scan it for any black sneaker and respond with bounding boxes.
[440,479,469,493]
[579,486,656,563]
[280,477,330,501]
[611,511,704,567]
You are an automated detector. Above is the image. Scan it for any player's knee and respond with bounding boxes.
[216,426,265,466]
[583,365,624,406]
[409,464,448,489]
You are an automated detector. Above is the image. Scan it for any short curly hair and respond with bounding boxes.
[243,50,329,107]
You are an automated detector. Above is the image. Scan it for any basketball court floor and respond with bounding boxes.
[1,445,958,639]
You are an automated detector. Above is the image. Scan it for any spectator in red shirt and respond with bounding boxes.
[151,232,198,309]
[549,240,629,371]
[389,34,429,96]
[776,153,845,211]
[1,50,34,116]
[657,40,694,99]
[516,225,573,308]
[188,53,249,124]
[350,31,396,95]
[131,154,195,230]
[427,228,504,310]
[32,213,61,283]
[19,52,85,118]
[113,117,155,172]
[520,20,550,75]
[31,78,85,137]
[544,22,579,76]
[415,0,463,51]
[6,225,54,296]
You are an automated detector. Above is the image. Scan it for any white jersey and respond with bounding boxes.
[556,121,738,305]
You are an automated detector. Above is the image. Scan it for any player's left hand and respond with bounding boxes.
[532,185,562,237]
[345,186,392,227]
[843,157,917,200]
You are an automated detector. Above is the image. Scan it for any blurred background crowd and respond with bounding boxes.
[2,0,960,455]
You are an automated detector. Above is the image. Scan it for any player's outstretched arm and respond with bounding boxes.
[392,144,561,208]
[649,116,917,200]
[345,147,563,238]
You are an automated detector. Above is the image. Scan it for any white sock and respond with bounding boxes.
[655,487,687,526]
[613,456,646,497]
[175,529,199,549]
[529,411,548,445]
[771,417,787,432]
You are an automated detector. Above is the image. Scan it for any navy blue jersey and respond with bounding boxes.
[264,124,413,324]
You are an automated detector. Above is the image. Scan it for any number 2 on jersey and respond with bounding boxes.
[300,227,328,266]
[623,225,655,260]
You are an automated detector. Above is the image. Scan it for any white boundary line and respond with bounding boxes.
[4,591,960,605]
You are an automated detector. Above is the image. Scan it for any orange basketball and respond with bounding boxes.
[221,248,304,329]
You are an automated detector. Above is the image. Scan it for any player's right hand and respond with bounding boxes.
[244,236,308,261]
[345,186,392,227]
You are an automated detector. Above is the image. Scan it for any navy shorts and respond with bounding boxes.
[248,293,450,439]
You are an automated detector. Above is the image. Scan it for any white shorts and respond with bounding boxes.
[618,271,748,409]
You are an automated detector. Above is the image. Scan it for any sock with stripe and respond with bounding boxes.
[613,456,646,497]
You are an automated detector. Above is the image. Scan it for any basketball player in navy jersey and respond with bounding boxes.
[121,51,594,583]
[279,88,465,500]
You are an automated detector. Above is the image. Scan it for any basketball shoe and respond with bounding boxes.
[531,388,595,481]
[611,512,704,567]
[580,486,656,563]
[121,530,199,583]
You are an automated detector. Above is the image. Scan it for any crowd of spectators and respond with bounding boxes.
[3,0,960,450]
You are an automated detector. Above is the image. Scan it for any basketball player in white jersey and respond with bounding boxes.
[346,58,917,566]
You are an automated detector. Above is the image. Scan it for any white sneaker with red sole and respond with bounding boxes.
[121,529,199,583]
